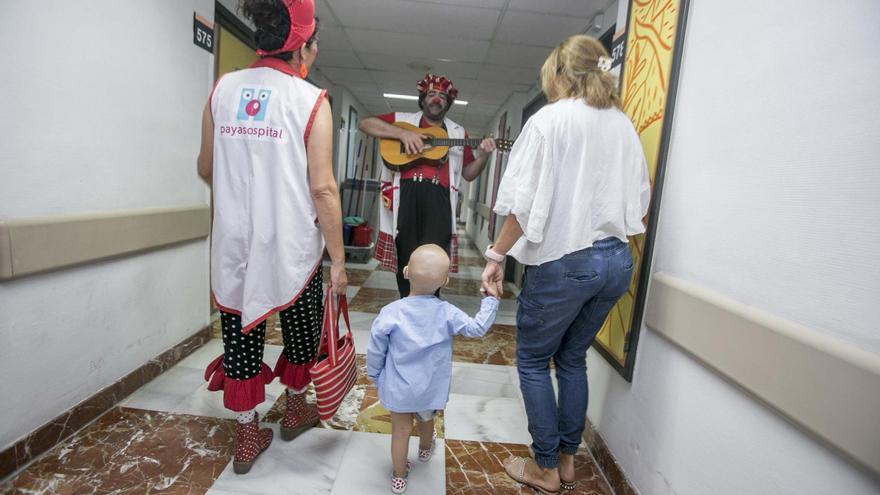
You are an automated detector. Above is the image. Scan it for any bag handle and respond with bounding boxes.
[316,286,334,365]
[316,287,352,367]
[336,293,352,338]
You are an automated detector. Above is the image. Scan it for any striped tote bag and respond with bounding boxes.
[309,288,358,421]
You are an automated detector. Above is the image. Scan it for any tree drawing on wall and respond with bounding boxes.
[595,0,682,371]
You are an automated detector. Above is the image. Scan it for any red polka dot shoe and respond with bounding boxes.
[418,434,436,462]
[391,461,410,494]
[233,412,273,475]
[280,391,320,441]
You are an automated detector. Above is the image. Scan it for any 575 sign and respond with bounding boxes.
[610,31,626,69]
[193,13,214,53]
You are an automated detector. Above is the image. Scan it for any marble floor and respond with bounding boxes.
[1,230,614,495]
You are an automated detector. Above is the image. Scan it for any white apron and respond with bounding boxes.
[210,61,326,332]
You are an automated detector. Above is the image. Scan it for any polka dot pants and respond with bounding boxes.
[220,270,324,380]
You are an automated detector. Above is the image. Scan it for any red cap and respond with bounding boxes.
[417,74,459,101]
[256,0,316,56]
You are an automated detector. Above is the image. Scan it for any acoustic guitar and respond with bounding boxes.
[380,122,514,170]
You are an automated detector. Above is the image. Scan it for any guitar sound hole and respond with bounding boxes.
[400,141,432,154]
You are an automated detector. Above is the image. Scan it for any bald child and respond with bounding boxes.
[367,244,499,488]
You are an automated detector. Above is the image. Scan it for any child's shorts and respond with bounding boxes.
[414,410,437,422]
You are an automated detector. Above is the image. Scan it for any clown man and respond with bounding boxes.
[358,74,496,296]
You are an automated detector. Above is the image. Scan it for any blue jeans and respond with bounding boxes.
[515,238,634,468]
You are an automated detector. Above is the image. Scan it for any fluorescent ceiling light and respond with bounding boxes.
[383,93,418,101]
[383,93,468,106]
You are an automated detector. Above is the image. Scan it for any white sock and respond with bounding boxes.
[237,410,256,424]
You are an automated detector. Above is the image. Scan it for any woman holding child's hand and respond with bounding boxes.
[480,35,650,494]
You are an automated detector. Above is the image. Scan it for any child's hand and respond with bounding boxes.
[479,286,500,298]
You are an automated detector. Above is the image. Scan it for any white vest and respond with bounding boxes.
[210,66,326,331]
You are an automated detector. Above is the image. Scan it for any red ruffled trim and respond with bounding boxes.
[274,354,313,390]
[204,354,274,412]
[211,260,322,335]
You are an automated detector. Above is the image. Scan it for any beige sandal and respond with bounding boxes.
[503,456,560,495]
[559,452,577,491]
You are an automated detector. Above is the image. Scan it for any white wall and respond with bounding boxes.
[587,331,880,495]
[587,0,880,493]
[0,1,214,451]
[463,0,619,250]
[650,4,880,356]
[330,85,372,183]
[465,92,527,253]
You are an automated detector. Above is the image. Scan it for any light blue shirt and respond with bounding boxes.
[367,295,499,412]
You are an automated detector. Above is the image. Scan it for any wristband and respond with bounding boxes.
[484,245,505,263]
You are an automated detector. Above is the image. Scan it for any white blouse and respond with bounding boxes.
[493,98,650,266]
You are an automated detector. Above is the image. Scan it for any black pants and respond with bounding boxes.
[395,179,452,297]
[219,269,323,380]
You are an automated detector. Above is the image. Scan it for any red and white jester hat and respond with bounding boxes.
[417,74,459,102]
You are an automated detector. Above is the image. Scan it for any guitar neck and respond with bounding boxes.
[428,138,483,148]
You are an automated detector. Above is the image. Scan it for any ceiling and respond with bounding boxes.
[311,0,612,134]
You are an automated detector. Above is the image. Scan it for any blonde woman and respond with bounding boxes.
[481,35,650,493]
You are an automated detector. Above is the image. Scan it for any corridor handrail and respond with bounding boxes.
[645,271,880,477]
[0,205,210,281]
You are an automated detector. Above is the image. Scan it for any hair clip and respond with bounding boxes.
[597,56,612,72]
